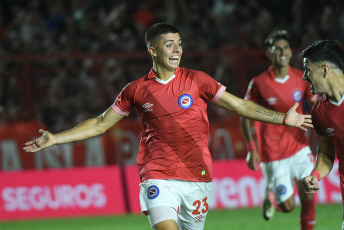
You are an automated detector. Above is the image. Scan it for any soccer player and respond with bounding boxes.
[241,30,317,230]
[23,23,312,230]
[301,40,344,230]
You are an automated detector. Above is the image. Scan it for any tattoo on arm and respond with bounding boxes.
[255,106,280,121]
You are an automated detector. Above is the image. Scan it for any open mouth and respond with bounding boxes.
[169,56,179,63]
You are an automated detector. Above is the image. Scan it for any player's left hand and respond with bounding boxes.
[285,103,313,131]
[302,175,320,194]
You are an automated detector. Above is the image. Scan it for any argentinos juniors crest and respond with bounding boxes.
[178,91,193,109]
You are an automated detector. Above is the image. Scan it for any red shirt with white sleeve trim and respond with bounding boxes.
[112,67,226,182]
[244,66,317,162]
[312,94,344,174]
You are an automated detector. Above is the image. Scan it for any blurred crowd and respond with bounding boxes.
[1,0,344,132]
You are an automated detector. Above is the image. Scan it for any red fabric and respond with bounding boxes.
[113,67,225,182]
[300,198,316,230]
[312,94,344,174]
[310,170,321,181]
[244,66,315,162]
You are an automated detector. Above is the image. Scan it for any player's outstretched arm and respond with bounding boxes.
[303,138,335,194]
[23,107,124,152]
[217,91,313,131]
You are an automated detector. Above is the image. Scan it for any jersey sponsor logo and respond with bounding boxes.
[276,184,287,195]
[267,97,277,105]
[293,90,302,102]
[142,103,153,112]
[178,94,193,109]
[147,185,159,199]
[325,128,335,136]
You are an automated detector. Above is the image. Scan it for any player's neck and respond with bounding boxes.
[328,76,344,102]
[153,64,176,81]
[272,65,289,79]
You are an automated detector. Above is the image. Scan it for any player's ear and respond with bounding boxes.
[148,46,157,57]
[265,49,272,60]
[321,64,329,77]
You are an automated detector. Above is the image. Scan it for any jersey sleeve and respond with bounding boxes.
[196,71,226,103]
[111,82,135,116]
[244,79,258,102]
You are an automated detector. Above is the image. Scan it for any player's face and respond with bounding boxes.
[302,58,326,94]
[153,33,182,71]
[268,39,292,68]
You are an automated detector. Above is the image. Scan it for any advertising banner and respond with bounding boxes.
[0,166,126,221]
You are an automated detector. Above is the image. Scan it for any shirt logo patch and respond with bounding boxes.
[276,185,287,195]
[325,128,335,136]
[147,185,160,199]
[142,103,153,112]
[178,94,193,109]
[267,97,277,105]
[195,215,205,222]
[293,90,302,102]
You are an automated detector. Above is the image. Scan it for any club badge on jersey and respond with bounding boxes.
[147,185,160,199]
[178,94,193,109]
[293,90,302,102]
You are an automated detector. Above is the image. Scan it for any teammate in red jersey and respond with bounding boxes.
[241,30,317,230]
[301,40,344,230]
[23,23,312,230]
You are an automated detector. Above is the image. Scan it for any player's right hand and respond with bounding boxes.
[302,176,320,194]
[246,150,260,170]
[23,129,55,152]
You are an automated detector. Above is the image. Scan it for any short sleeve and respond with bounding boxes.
[111,82,135,116]
[196,71,226,103]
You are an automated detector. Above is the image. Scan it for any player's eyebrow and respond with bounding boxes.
[164,39,182,44]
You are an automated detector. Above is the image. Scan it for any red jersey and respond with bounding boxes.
[112,67,226,182]
[245,66,317,162]
[312,94,344,174]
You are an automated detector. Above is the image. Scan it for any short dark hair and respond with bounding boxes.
[264,30,290,48]
[301,40,344,72]
[145,23,180,48]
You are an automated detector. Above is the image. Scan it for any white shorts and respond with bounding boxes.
[260,146,314,203]
[139,179,212,229]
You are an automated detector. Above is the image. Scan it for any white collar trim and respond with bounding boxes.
[274,75,289,83]
[329,94,344,106]
[155,75,176,84]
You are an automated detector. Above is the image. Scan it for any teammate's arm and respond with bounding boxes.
[241,117,260,170]
[302,137,335,194]
[217,91,313,130]
[23,107,125,152]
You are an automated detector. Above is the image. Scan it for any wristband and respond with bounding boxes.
[283,115,286,125]
[310,170,321,181]
[245,140,257,152]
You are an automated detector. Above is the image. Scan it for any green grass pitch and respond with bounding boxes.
[0,203,341,230]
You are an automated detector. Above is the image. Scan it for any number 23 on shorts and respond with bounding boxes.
[192,197,209,215]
